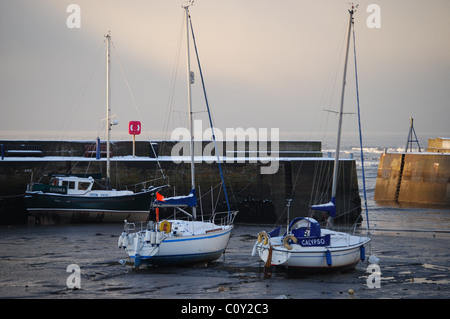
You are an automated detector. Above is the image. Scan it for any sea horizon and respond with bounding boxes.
[1,129,447,147]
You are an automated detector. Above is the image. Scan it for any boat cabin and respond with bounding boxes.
[50,176,94,195]
[31,176,95,195]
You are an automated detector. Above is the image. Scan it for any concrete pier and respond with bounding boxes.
[374,137,450,206]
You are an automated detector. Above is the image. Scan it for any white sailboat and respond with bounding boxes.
[118,3,237,267]
[252,6,371,273]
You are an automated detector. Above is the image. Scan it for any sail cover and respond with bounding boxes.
[153,189,197,208]
[310,197,336,218]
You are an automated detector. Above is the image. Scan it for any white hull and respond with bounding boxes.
[119,220,233,266]
[254,228,370,272]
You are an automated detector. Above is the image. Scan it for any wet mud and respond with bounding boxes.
[0,223,449,299]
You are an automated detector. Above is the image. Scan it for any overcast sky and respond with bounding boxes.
[0,0,449,145]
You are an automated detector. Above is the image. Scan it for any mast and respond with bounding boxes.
[184,4,197,219]
[188,4,234,224]
[105,31,111,187]
[330,7,354,204]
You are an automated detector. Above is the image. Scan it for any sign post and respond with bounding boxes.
[128,121,141,157]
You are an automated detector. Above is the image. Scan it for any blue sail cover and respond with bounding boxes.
[153,189,197,208]
[288,217,330,247]
[310,197,336,218]
[288,217,321,237]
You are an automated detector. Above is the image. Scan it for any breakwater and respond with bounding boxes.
[374,152,450,206]
[374,138,450,206]
[0,140,361,225]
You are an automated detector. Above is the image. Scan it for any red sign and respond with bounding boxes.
[128,121,141,135]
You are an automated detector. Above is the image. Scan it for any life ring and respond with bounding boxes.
[257,231,269,245]
[159,220,172,233]
[283,235,298,250]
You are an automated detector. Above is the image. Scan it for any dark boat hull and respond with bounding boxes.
[25,190,154,223]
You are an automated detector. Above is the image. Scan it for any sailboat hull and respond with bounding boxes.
[122,222,233,266]
[25,190,154,223]
[255,230,370,273]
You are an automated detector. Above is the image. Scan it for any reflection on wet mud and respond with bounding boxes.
[0,220,449,299]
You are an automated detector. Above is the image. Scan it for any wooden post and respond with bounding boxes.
[263,246,273,279]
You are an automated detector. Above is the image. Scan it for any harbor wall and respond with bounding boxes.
[426,137,450,154]
[0,140,361,225]
[374,152,450,206]
[0,140,322,158]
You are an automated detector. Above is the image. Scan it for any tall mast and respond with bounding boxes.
[105,31,111,187]
[331,7,354,202]
[184,4,196,219]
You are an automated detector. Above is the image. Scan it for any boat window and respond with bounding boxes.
[78,182,91,190]
[62,181,75,189]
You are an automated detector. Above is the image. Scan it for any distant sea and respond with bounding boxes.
[1,129,447,145]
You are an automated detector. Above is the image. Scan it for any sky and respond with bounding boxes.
[0,0,449,146]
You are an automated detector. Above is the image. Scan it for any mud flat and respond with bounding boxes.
[0,221,448,300]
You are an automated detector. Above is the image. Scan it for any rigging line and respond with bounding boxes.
[213,183,223,213]
[84,160,91,177]
[110,40,167,183]
[310,20,349,149]
[197,181,222,201]
[228,172,260,200]
[158,10,185,161]
[310,160,323,207]
[312,159,333,209]
[318,20,348,114]
[352,22,370,233]
[189,14,232,217]
[329,21,349,109]
[273,205,287,227]
[163,10,185,140]
[110,41,144,129]
[287,160,304,200]
[270,160,305,228]
[57,41,104,141]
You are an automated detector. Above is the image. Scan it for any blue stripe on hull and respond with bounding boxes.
[164,228,232,243]
[134,249,224,266]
